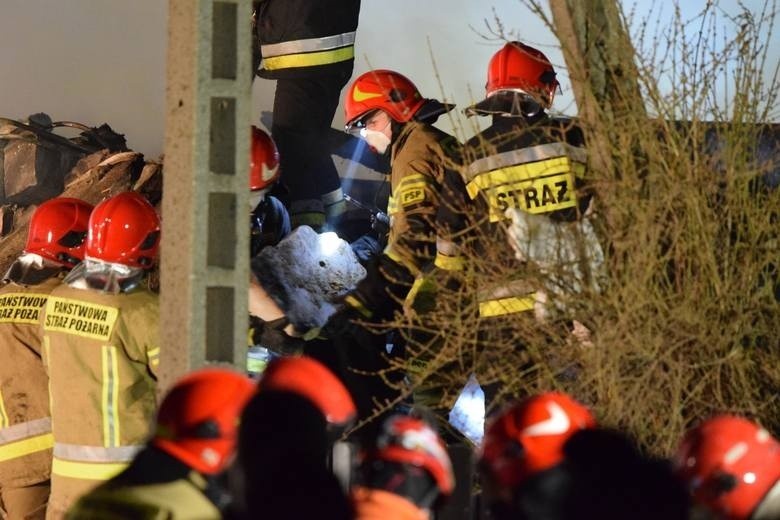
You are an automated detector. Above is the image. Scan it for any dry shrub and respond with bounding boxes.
[370,1,780,457]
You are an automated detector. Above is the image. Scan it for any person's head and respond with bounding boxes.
[466,41,559,118]
[24,197,94,268]
[249,126,280,207]
[258,356,357,438]
[152,367,257,475]
[674,415,780,520]
[479,392,596,505]
[358,415,455,511]
[344,69,426,154]
[74,191,160,292]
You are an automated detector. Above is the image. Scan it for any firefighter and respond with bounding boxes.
[234,356,356,519]
[352,415,454,520]
[411,42,597,415]
[249,125,290,257]
[478,391,596,518]
[65,367,257,520]
[313,69,468,429]
[674,415,780,520]
[40,191,161,518]
[253,0,361,231]
[0,197,93,520]
[480,393,688,520]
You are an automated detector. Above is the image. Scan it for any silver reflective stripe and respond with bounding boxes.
[321,187,344,206]
[53,442,141,463]
[436,237,459,257]
[261,31,356,57]
[0,417,52,445]
[477,280,535,301]
[466,142,587,180]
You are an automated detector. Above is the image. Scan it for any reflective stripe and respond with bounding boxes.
[52,457,128,481]
[436,237,459,257]
[0,417,52,445]
[466,142,587,181]
[53,443,141,463]
[101,346,120,447]
[478,296,535,317]
[147,347,160,367]
[0,433,53,462]
[434,252,464,271]
[261,31,356,57]
[262,46,354,71]
[344,295,372,319]
[383,246,421,277]
[321,187,344,206]
[0,389,8,429]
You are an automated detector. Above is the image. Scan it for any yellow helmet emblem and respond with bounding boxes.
[352,84,383,103]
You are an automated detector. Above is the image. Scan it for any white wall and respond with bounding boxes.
[0,1,776,159]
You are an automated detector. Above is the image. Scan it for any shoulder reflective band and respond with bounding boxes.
[44,297,119,341]
[0,417,53,462]
[392,173,431,210]
[54,442,141,462]
[478,295,535,317]
[0,292,49,324]
[52,458,128,481]
[466,158,585,222]
[261,31,356,71]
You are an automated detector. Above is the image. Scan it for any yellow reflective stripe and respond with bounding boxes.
[52,457,128,481]
[262,46,354,70]
[434,252,464,271]
[387,194,399,214]
[0,389,8,429]
[383,246,421,277]
[0,433,53,462]
[147,347,160,367]
[467,157,579,195]
[466,142,587,180]
[478,296,535,317]
[261,31,356,57]
[344,295,372,319]
[101,346,120,448]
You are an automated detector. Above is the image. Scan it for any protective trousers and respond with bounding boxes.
[0,482,49,520]
[271,72,351,228]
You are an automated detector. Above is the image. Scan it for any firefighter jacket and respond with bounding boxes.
[40,282,159,503]
[65,448,222,520]
[351,487,430,520]
[0,275,61,489]
[254,0,360,79]
[346,120,467,319]
[450,114,590,318]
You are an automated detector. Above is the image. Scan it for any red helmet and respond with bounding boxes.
[485,42,559,108]
[24,197,94,268]
[153,368,257,475]
[373,415,455,497]
[250,126,280,191]
[344,69,426,129]
[480,392,596,489]
[260,356,356,428]
[674,415,780,520]
[86,192,160,269]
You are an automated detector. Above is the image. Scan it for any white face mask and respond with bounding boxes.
[249,190,266,211]
[359,125,392,155]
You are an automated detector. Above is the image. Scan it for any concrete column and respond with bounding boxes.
[160,0,253,392]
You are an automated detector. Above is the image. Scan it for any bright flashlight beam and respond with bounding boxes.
[318,231,342,257]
